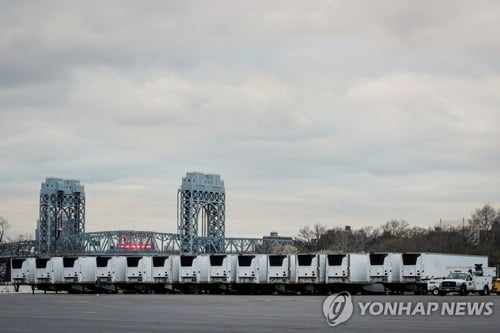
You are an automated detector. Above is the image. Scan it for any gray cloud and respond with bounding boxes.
[1,1,500,237]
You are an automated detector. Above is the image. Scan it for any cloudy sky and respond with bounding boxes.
[1,1,499,239]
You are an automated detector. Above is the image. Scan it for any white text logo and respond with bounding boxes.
[322,291,354,327]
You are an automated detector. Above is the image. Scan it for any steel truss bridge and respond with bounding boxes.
[0,231,294,258]
[0,174,294,260]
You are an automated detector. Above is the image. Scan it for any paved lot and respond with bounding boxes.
[0,294,498,332]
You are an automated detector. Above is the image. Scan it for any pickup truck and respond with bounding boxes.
[439,271,492,296]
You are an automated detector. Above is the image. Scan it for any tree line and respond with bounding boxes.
[0,216,34,244]
[294,204,500,266]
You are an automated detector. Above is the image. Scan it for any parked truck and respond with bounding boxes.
[439,264,493,296]
[400,253,488,294]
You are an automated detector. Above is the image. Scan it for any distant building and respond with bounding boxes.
[263,231,293,241]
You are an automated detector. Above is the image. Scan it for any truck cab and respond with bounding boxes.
[439,268,492,296]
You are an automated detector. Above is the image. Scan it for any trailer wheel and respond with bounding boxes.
[460,285,467,296]
[432,288,440,296]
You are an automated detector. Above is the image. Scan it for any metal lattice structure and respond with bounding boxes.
[55,231,180,255]
[0,173,296,260]
[0,233,294,257]
[178,173,225,254]
[53,231,293,256]
[36,178,85,254]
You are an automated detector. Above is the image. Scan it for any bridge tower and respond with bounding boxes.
[177,172,225,254]
[36,178,85,254]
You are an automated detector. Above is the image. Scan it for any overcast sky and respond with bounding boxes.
[1,1,500,239]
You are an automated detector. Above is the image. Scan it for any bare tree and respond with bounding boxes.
[381,219,410,238]
[297,224,326,243]
[469,204,497,231]
[0,217,10,243]
[313,224,326,240]
[319,227,348,252]
[318,226,371,253]
[296,225,314,243]
[468,204,499,246]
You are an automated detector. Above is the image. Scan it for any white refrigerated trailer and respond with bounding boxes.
[319,253,370,294]
[368,253,402,283]
[267,255,290,284]
[401,253,488,282]
[122,255,175,293]
[178,255,200,283]
[293,254,319,284]
[235,254,267,284]
[10,257,36,285]
[323,253,369,284]
[151,256,173,284]
[59,256,96,292]
[62,257,96,284]
[124,256,167,293]
[206,254,235,283]
[35,257,63,285]
[400,253,489,294]
[125,256,150,283]
[188,254,236,293]
[6,252,492,295]
[368,253,403,293]
[95,256,126,290]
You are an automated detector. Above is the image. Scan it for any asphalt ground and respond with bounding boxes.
[0,294,498,332]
